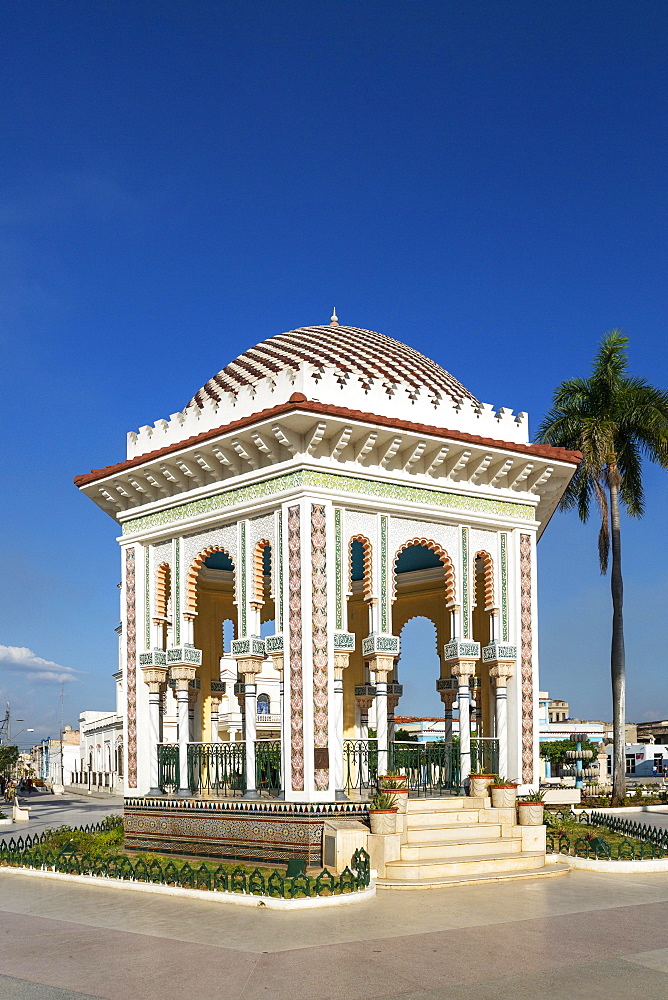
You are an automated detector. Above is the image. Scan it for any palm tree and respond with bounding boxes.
[537,332,668,805]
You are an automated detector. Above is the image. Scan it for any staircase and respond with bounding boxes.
[375,795,568,889]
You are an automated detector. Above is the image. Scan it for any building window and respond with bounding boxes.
[625,755,636,774]
[257,694,270,715]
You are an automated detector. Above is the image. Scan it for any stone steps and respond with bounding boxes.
[385,849,545,881]
[374,794,558,890]
[376,862,570,890]
[400,836,523,861]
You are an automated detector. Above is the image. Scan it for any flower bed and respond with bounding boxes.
[0,819,371,899]
[545,808,668,861]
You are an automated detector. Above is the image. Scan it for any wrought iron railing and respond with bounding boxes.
[389,741,461,796]
[470,737,499,777]
[343,740,378,793]
[255,739,281,793]
[187,742,246,796]
[157,744,179,794]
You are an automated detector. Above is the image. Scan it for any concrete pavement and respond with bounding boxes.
[0,790,123,844]
[2,864,668,998]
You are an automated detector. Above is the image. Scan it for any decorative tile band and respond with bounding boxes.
[125,548,137,788]
[144,545,151,651]
[311,503,329,790]
[443,640,480,660]
[277,509,284,633]
[461,526,470,639]
[500,532,509,642]
[380,514,388,633]
[231,636,265,658]
[520,533,534,783]
[174,537,181,644]
[288,505,304,791]
[122,470,535,535]
[139,650,167,667]
[333,631,355,651]
[482,643,517,662]
[362,633,400,656]
[240,520,247,637]
[334,507,343,630]
[167,646,203,666]
[265,634,284,654]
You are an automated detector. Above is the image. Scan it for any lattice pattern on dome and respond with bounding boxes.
[187,325,479,410]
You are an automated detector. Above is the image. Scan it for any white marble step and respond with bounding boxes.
[406,806,516,828]
[400,837,523,861]
[405,822,504,844]
[376,862,570,890]
[406,796,485,813]
[384,850,544,881]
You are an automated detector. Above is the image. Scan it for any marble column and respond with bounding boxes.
[141,665,167,796]
[169,664,197,795]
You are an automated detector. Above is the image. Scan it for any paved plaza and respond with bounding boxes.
[0,791,123,845]
[2,865,668,999]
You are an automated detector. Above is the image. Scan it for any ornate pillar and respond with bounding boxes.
[188,681,200,743]
[484,643,517,780]
[266,634,285,797]
[232,636,266,798]
[210,680,225,742]
[355,683,376,786]
[363,633,400,776]
[139,652,167,796]
[436,678,457,743]
[333,632,355,797]
[444,641,480,784]
[167,645,202,795]
[386,683,403,745]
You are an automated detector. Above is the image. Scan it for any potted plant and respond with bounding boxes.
[368,791,398,834]
[378,772,407,790]
[516,790,545,826]
[490,776,518,808]
[469,772,495,797]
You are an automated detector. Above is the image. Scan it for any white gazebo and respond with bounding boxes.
[76,315,578,863]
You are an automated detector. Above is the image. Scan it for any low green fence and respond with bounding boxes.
[545,808,668,861]
[0,828,371,899]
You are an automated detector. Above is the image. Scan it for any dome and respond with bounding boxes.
[187,323,479,410]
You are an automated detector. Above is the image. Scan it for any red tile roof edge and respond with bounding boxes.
[73,397,581,487]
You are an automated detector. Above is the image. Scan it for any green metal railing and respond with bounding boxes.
[187,742,246,796]
[157,744,179,794]
[256,740,281,793]
[343,739,378,793]
[389,741,460,796]
[470,738,499,777]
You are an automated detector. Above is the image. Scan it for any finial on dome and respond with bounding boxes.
[330,307,339,327]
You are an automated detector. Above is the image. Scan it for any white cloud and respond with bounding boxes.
[0,646,81,684]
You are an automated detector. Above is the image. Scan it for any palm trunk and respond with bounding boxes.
[609,466,626,806]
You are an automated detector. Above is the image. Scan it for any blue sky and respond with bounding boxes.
[1,1,666,743]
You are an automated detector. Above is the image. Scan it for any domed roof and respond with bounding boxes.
[187,323,479,410]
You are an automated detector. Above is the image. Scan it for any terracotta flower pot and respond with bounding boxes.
[517,801,544,826]
[369,810,398,835]
[380,776,407,790]
[387,787,409,813]
[469,775,494,798]
[491,785,517,808]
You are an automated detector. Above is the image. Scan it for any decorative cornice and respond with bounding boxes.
[121,469,535,535]
[75,397,581,487]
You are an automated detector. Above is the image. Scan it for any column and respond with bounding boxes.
[490,664,512,779]
[170,665,196,795]
[354,686,375,788]
[232,636,265,799]
[210,695,221,742]
[140,661,167,796]
[386,684,403,745]
[266,635,285,798]
[363,633,400,777]
[444,640,480,786]
[483,642,516,780]
[436,679,457,743]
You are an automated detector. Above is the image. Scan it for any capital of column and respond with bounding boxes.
[168,662,198,691]
[141,665,168,694]
[489,662,514,684]
[265,634,284,678]
[436,676,457,706]
[482,643,517,664]
[333,651,351,680]
[355,683,376,713]
[386,683,403,713]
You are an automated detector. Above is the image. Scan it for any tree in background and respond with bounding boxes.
[537,332,668,805]
[0,745,19,776]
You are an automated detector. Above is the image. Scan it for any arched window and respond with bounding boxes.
[221,618,235,654]
[350,536,372,596]
[257,693,270,715]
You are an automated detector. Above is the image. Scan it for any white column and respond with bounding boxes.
[375,676,388,776]
[333,667,344,793]
[243,679,257,797]
[490,662,513,779]
[210,698,221,742]
[177,686,190,794]
[456,672,472,782]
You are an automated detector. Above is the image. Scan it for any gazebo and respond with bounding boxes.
[75,315,579,864]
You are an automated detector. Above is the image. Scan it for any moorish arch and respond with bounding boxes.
[155,561,171,619]
[187,545,236,615]
[391,537,456,604]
